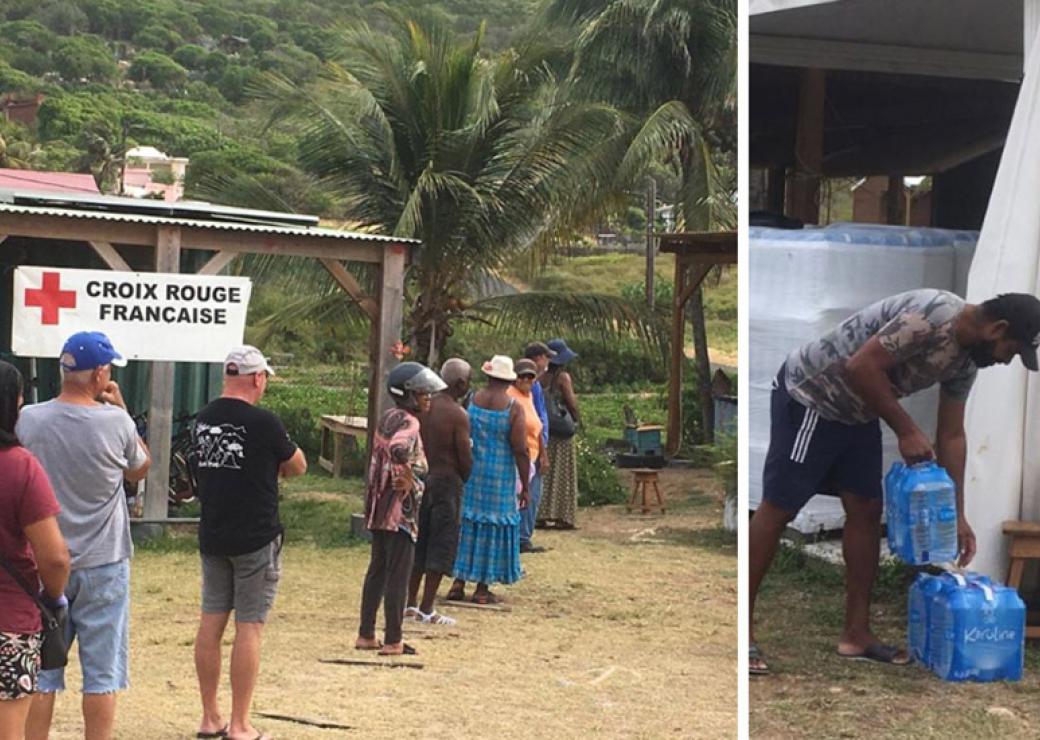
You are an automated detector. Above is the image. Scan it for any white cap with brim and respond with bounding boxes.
[224,345,275,376]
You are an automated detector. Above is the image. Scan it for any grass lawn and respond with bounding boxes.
[751,545,1040,738]
[71,467,736,738]
[526,252,738,358]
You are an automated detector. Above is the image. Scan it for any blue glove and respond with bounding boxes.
[40,592,68,610]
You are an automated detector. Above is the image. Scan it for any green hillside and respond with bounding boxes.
[0,0,541,197]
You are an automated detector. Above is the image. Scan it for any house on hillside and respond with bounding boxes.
[122,146,188,202]
[0,94,45,126]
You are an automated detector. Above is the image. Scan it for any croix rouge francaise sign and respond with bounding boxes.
[12,266,252,363]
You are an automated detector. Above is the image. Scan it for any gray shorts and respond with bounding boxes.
[200,535,283,623]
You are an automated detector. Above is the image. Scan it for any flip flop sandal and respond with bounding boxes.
[196,726,228,739]
[355,639,384,651]
[471,591,499,605]
[403,606,422,620]
[837,643,910,666]
[749,643,770,676]
[446,586,466,601]
[378,642,418,656]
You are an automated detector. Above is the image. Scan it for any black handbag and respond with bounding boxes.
[0,554,69,670]
[546,376,577,439]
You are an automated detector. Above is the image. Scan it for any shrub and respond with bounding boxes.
[576,436,626,507]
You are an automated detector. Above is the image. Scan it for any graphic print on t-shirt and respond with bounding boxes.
[194,422,247,469]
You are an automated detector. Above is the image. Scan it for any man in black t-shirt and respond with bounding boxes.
[191,346,306,740]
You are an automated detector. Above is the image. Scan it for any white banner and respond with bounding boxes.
[12,266,252,363]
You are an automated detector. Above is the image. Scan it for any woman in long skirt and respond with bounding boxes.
[537,339,582,529]
[448,356,531,604]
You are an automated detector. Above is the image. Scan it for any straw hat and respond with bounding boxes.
[481,354,517,381]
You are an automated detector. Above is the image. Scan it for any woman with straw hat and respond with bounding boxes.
[447,356,530,604]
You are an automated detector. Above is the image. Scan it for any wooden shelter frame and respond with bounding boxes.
[0,200,417,523]
[659,231,737,456]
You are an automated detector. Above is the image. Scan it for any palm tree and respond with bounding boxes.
[235,11,666,364]
[543,0,737,442]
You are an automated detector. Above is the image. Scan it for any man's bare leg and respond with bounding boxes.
[748,500,795,672]
[418,571,445,615]
[407,569,424,610]
[228,622,264,740]
[837,492,902,658]
[83,693,117,740]
[195,611,230,736]
[749,501,795,640]
[25,692,55,740]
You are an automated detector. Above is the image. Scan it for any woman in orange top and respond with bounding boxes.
[507,359,545,553]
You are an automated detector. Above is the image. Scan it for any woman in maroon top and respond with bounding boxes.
[0,361,69,739]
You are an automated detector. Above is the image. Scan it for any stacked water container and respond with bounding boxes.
[885,462,958,565]
[908,572,1025,682]
[749,223,978,533]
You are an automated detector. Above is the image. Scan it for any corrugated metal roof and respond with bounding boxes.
[0,202,419,244]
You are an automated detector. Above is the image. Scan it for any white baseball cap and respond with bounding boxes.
[224,345,275,376]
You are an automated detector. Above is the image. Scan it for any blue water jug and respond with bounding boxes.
[884,462,958,565]
[928,574,1025,682]
[908,571,992,666]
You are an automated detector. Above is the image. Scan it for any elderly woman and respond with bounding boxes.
[508,359,546,554]
[448,356,530,605]
[537,338,582,530]
[0,361,69,738]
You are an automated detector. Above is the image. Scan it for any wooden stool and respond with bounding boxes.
[1002,520,1040,638]
[628,469,665,514]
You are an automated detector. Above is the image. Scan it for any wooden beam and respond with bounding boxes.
[0,212,405,264]
[750,34,1022,82]
[786,68,825,225]
[144,226,181,524]
[197,250,237,276]
[679,263,713,310]
[0,213,156,246]
[88,241,132,271]
[366,244,407,454]
[319,258,378,321]
[178,229,392,263]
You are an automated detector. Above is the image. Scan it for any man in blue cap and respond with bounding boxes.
[18,331,150,740]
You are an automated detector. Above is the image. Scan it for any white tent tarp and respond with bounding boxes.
[964,26,1040,581]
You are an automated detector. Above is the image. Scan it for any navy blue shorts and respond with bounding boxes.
[762,365,882,514]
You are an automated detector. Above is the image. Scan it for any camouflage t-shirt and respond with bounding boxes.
[784,289,977,423]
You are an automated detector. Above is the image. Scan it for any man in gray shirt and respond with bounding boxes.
[18,331,149,740]
[749,290,1040,675]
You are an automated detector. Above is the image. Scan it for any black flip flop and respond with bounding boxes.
[837,643,910,666]
[196,726,228,739]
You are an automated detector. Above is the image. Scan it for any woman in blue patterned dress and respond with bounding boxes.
[447,356,530,605]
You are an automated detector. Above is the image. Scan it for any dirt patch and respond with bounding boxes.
[46,467,735,738]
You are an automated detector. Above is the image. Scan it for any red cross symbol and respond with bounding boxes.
[24,272,77,325]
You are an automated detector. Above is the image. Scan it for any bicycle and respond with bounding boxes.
[125,412,198,515]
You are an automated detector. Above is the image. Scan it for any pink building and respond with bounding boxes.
[122,146,189,202]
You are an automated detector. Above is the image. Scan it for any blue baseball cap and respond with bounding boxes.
[60,331,127,371]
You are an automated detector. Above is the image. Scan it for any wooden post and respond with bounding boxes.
[144,226,180,523]
[645,179,656,308]
[366,244,407,455]
[666,258,689,457]
[786,68,825,225]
